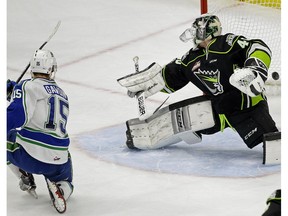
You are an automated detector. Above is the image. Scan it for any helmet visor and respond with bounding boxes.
[195,26,206,41]
[179,27,196,42]
[194,17,209,41]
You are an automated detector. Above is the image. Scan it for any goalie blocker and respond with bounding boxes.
[125,95,281,165]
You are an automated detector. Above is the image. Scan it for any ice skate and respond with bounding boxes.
[19,170,38,199]
[46,179,67,214]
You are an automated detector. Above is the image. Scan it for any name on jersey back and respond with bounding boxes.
[44,85,68,100]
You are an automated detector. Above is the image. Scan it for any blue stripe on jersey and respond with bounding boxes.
[18,128,70,148]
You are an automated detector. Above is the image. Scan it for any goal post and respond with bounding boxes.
[200,0,208,14]
[200,0,281,95]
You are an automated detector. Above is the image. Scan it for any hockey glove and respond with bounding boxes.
[117,62,165,98]
[229,57,267,97]
[7,79,16,101]
[7,129,19,143]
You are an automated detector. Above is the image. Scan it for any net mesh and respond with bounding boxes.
[207,0,281,95]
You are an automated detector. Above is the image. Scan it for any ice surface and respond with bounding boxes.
[5,0,284,215]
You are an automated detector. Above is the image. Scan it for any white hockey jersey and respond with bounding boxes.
[7,78,70,164]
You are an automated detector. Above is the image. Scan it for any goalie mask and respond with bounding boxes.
[180,14,222,47]
[30,49,57,78]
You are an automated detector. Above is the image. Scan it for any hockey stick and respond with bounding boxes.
[152,95,170,114]
[16,21,61,83]
[7,21,61,100]
[132,56,151,121]
[131,57,170,120]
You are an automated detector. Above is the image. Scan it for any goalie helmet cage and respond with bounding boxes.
[200,0,281,95]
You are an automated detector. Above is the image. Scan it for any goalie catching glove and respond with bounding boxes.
[229,57,268,97]
[117,62,165,98]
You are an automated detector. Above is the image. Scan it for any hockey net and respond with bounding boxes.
[204,0,281,95]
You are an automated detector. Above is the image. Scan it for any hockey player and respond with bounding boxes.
[7,49,73,213]
[262,189,281,216]
[118,14,280,164]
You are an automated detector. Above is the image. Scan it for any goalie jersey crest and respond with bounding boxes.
[194,69,224,95]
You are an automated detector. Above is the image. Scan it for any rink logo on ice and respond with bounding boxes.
[244,127,258,140]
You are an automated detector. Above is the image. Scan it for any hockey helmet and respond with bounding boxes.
[192,14,222,44]
[180,14,222,47]
[30,49,57,76]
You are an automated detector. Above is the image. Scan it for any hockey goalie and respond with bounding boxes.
[117,14,281,165]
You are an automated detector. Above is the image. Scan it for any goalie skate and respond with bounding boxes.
[46,179,67,214]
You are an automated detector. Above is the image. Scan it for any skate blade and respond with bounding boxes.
[27,188,38,199]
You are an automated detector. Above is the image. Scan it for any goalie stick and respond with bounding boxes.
[7,20,61,100]
[132,56,151,121]
[128,57,170,121]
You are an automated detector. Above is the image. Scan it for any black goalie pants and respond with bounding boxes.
[199,100,278,149]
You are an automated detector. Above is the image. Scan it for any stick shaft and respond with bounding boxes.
[132,56,149,120]
[133,56,139,73]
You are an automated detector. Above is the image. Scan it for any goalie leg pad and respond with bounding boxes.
[125,96,214,150]
[263,132,281,165]
[126,111,184,150]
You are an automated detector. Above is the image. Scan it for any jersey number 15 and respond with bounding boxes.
[45,96,69,134]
